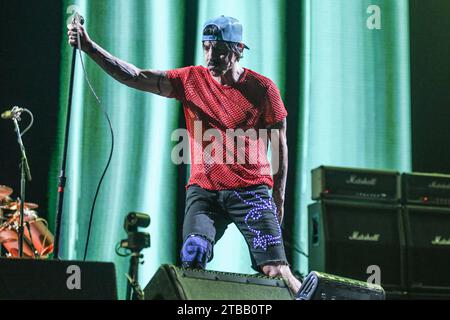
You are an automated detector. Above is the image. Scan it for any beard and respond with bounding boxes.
[207,62,229,77]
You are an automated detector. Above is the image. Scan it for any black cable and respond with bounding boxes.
[282,231,309,258]
[115,242,130,257]
[285,240,309,258]
[24,221,37,256]
[83,108,114,261]
[20,109,34,137]
[73,23,115,261]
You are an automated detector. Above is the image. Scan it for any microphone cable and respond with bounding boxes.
[73,20,115,261]
[20,108,34,137]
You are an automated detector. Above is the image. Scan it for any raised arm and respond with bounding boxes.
[67,24,173,97]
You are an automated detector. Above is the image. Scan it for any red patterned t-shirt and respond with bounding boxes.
[167,65,287,190]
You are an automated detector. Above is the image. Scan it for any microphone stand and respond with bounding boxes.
[126,251,145,301]
[11,114,32,258]
[53,46,76,260]
[54,13,84,259]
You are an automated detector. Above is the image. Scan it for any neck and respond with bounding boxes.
[212,63,243,86]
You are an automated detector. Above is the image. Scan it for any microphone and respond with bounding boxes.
[1,106,23,120]
[72,12,85,26]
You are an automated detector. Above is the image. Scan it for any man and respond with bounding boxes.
[68,15,301,295]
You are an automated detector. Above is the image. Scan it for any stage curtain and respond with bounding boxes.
[51,0,185,298]
[293,0,411,273]
[51,0,412,298]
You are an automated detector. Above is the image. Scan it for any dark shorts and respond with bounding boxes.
[182,184,288,271]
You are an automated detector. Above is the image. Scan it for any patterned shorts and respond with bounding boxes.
[182,184,288,271]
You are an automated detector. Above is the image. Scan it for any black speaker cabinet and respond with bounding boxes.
[144,264,294,300]
[297,271,385,300]
[308,200,406,292]
[0,258,117,299]
[403,205,450,294]
[408,292,450,300]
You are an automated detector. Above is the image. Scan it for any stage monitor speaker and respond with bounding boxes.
[144,264,295,300]
[404,205,450,293]
[296,271,385,300]
[308,200,406,292]
[407,292,450,300]
[0,258,117,299]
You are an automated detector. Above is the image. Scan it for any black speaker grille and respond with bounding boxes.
[405,206,450,292]
[309,201,406,291]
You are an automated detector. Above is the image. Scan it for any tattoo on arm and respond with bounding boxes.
[272,149,287,198]
[270,119,288,203]
[89,42,140,83]
[88,44,98,55]
[87,42,172,96]
[101,55,139,82]
[156,74,163,95]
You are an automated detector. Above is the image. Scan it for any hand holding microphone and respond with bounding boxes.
[67,13,92,52]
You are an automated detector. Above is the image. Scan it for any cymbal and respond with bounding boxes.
[0,185,13,201]
[1,201,39,211]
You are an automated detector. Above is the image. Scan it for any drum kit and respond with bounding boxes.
[0,185,54,258]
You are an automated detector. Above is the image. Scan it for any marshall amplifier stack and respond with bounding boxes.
[308,166,450,299]
[308,166,405,298]
[402,172,450,207]
[401,172,450,298]
[311,166,401,203]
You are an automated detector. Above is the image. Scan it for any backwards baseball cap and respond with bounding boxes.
[202,15,250,50]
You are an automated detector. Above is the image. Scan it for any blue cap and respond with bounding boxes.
[202,15,250,50]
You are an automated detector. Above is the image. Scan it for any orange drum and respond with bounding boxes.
[0,210,54,258]
[0,220,35,257]
[23,211,54,256]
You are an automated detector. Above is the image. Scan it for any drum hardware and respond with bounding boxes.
[0,185,13,201]
[1,201,39,211]
[0,185,54,258]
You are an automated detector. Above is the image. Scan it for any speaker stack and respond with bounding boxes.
[308,166,450,299]
[402,173,450,299]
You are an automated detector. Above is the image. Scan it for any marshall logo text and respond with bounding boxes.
[348,231,380,242]
[346,175,377,186]
[431,236,450,246]
[429,181,450,190]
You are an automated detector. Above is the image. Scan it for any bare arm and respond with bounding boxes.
[269,118,288,224]
[67,24,173,97]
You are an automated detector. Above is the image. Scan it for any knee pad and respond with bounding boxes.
[180,235,213,269]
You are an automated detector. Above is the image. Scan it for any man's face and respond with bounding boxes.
[203,41,237,77]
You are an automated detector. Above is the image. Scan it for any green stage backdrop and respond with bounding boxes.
[50,0,411,299]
